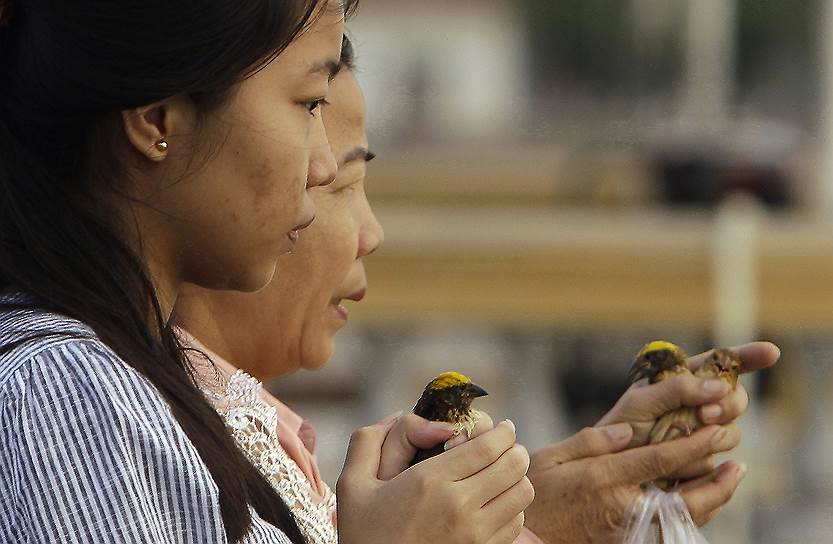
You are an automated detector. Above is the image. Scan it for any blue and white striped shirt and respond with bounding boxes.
[0,296,293,543]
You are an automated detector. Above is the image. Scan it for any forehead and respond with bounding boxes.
[323,71,367,153]
[266,8,345,79]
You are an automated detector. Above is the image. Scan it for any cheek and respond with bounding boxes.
[221,109,313,223]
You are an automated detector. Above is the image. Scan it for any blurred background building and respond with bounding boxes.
[271,1,833,542]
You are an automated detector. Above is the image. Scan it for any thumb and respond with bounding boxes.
[341,417,398,481]
[377,414,456,481]
[539,423,633,465]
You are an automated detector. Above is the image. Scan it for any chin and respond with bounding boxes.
[300,338,335,371]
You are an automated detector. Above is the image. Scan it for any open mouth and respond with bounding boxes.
[330,287,367,320]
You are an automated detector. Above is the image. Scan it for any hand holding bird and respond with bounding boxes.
[626,341,743,490]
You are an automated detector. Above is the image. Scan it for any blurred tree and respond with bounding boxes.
[516,0,683,98]
[736,0,818,123]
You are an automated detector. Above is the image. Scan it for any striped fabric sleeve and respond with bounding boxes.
[0,339,230,544]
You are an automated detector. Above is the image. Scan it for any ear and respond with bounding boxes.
[121,95,196,162]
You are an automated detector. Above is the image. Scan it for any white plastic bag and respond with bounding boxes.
[623,485,710,544]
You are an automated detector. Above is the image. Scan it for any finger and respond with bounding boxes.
[536,424,633,466]
[436,419,516,481]
[603,425,733,485]
[444,411,495,451]
[465,444,530,506]
[483,513,526,544]
[613,374,733,423]
[688,341,780,374]
[667,455,715,481]
[679,461,747,526]
[699,384,749,425]
[340,420,397,481]
[377,414,457,481]
[481,476,534,531]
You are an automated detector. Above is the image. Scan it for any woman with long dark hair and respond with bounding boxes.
[0,1,356,542]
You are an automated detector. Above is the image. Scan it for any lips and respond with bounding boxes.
[330,286,367,321]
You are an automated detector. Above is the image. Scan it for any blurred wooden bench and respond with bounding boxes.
[352,205,833,332]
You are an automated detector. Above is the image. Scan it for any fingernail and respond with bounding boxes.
[444,433,469,451]
[701,404,723,422]
[703,380,729,395]
[501,419,516,434]
[736,463,748,481]
[601,422,632,443]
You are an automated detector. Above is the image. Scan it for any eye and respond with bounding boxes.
[304,98,329,116]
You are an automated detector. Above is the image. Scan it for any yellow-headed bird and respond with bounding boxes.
[410,371,488,466]
[628,341,741,489]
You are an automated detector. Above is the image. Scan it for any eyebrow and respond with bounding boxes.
[309,59,341,81]
[340,146,376,166]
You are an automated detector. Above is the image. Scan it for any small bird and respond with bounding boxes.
[409,371,488,466]
[628,341,742,490]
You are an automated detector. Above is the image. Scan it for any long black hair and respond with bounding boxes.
[0,1,357,542]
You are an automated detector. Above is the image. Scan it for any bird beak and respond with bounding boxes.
[466,383,488,398]
[627,358,650,384]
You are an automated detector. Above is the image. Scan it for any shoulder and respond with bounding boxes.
[0,296,102,386]
[0,302,230,542]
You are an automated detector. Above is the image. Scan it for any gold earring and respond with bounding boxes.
[154,139,168,152]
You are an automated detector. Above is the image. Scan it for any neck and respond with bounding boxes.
[175,288,234,357]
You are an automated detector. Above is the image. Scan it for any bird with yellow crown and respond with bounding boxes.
[628,340,742,489]
[409,371,488,466]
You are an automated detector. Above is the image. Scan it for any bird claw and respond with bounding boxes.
[670,421,692,437]
[454,409,484,439]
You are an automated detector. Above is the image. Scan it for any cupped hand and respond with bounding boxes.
[525,423,745,544]
[338,417,534,544]
[597,341,780,449]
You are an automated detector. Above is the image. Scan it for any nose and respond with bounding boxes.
[307,143,338,189]
[357,200,384,258]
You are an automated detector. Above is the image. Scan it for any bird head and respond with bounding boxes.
[628,340,688,384]
[413,371,488,422]
[706,348,742,386]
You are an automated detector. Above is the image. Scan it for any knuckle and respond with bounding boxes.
[604,505,624,531]
[336,472,359,497]
[477,411,495,428]
[508,444,531,473]
[411,468,436,495]
[587,457,616,485]
[474,432,509,463]
[578,426,602,448]
[513,513,525,537]
[718,480,736,504]
[400,413,423,428]
[351,425,375,443]
[520,476,535,507]
[648,450,675,477]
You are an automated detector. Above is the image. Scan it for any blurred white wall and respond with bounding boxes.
[349,1,530,144]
